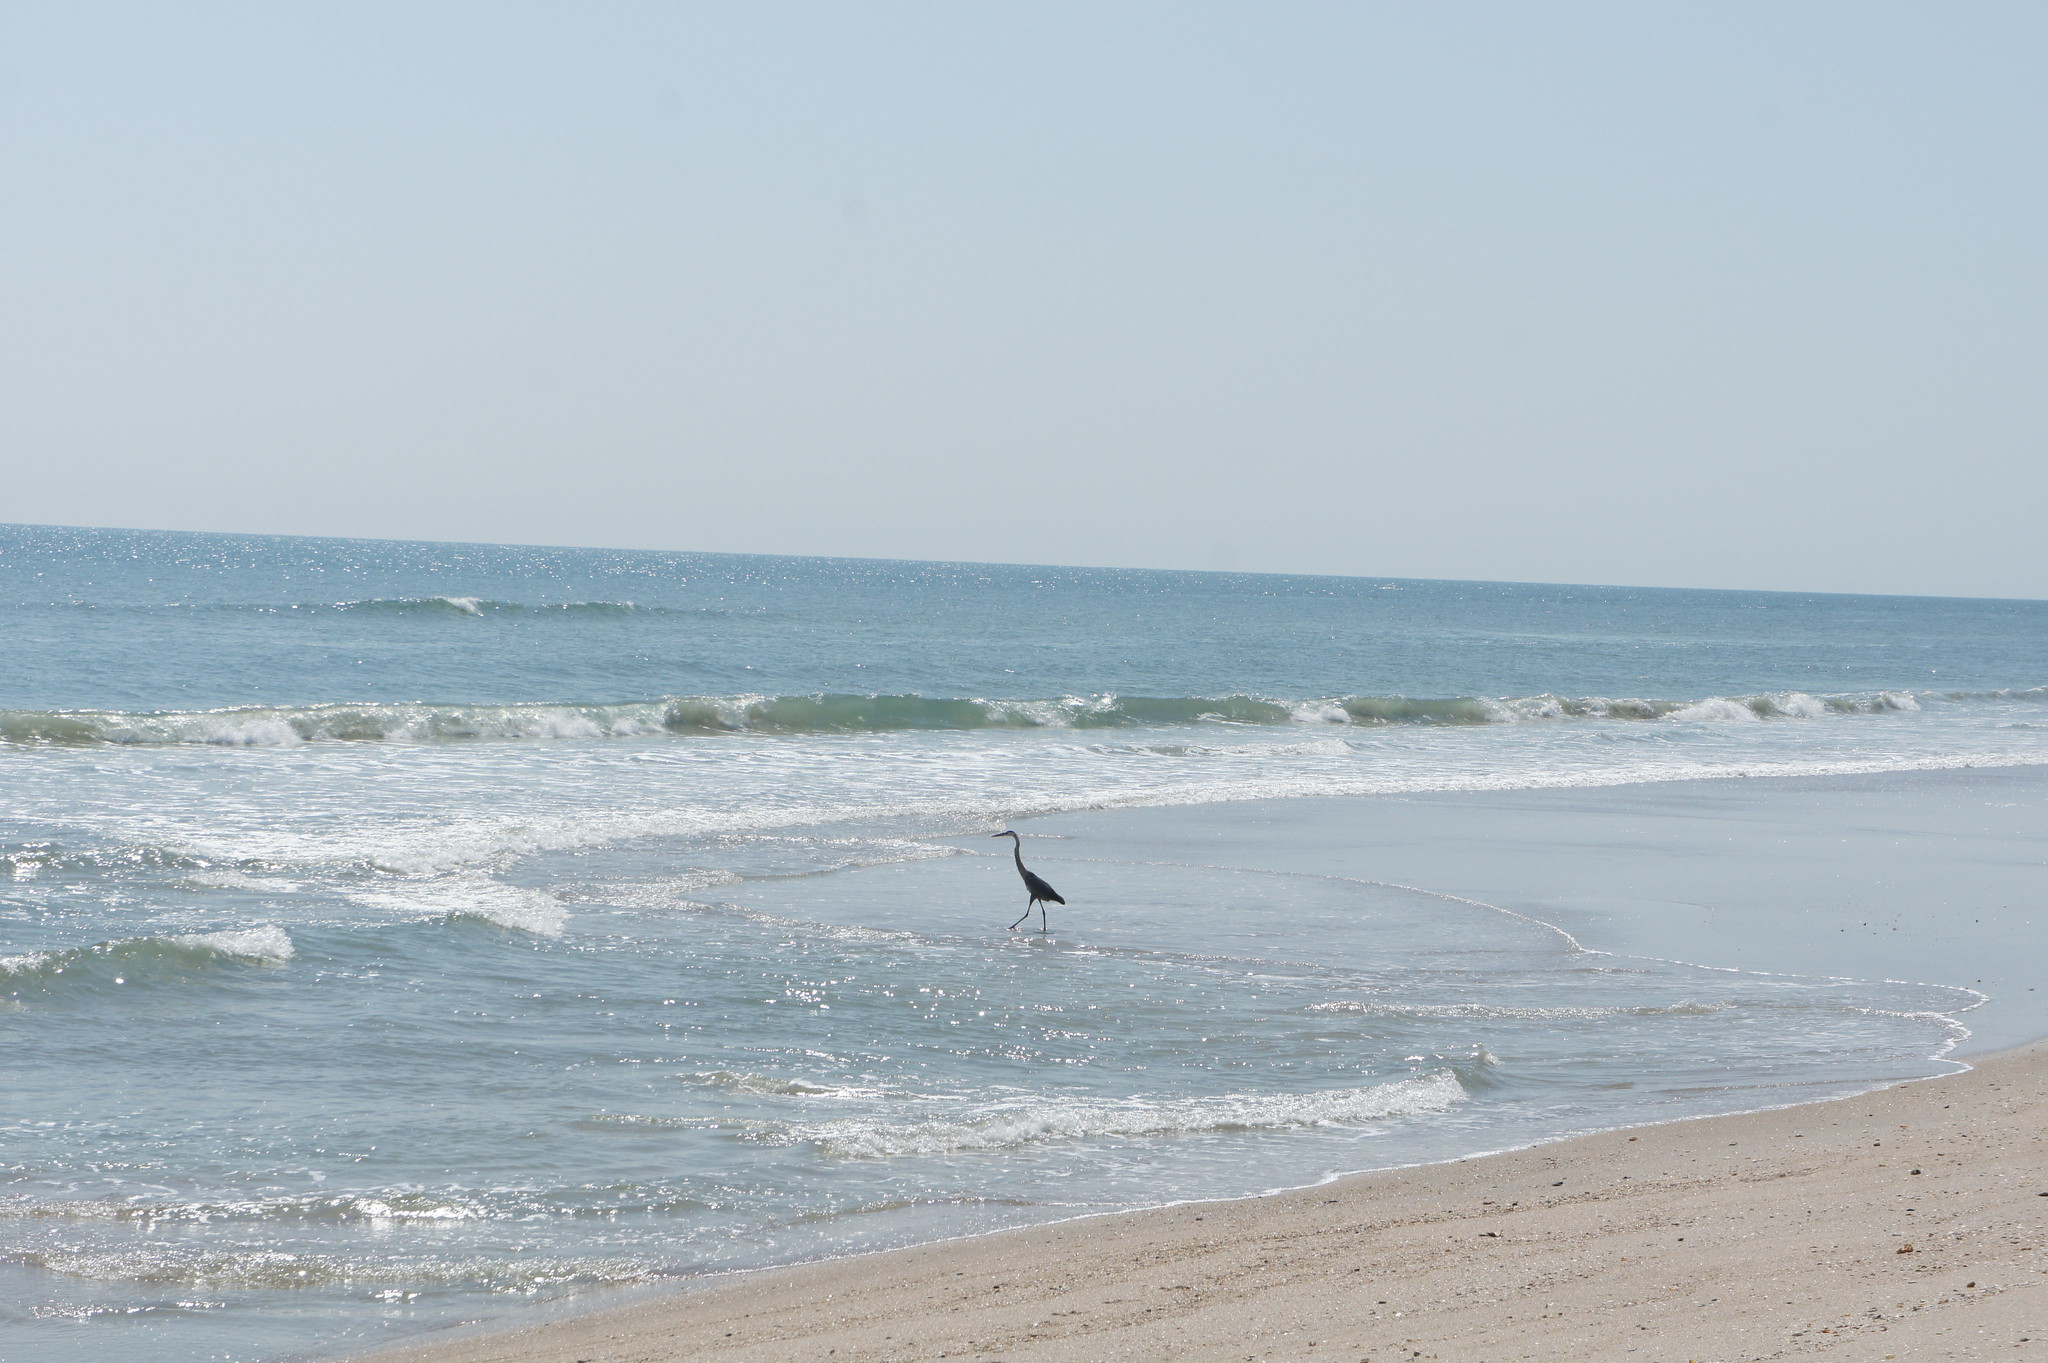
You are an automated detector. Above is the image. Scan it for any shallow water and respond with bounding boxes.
[0,525,2040,1361]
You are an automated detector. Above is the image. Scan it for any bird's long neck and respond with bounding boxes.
[1007,835,1025,871]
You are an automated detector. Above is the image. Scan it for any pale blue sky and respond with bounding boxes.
[2,3,2043,596]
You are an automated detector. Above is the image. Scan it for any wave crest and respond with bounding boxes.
[1,925,295,987]
[0,685,1972,747]
[342,879,568,935]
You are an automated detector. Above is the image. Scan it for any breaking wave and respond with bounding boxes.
[342,879,568,935]
[755,1071,1468,1158]
[0,841,219,875]
[170,926,296,961]
[1,926,295,986]
[0,685,1974,747]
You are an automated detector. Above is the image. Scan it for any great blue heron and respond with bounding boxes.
[993,830,1064,933]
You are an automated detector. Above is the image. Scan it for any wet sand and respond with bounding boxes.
[354,1042,2048,1362]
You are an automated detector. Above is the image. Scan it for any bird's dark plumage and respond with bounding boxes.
[994,830,1064,932]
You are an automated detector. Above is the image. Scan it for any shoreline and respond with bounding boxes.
[338,766,2048,1362]
[349,1038,2048,1362]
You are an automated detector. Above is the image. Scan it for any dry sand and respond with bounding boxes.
[353,1041,2048,1363]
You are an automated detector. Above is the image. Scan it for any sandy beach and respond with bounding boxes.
[353,1037,2048,1362]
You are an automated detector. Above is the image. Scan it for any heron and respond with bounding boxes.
[993,830,1065,933]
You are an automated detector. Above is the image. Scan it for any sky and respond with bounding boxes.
[1,2,2043,597]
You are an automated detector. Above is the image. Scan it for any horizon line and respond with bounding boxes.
[5,519,2042,608]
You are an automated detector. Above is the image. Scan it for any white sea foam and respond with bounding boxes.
[171,926,296,963]
[764,1071,1468,1158]
[159,738,2045,885]
[694,1070,852,1096]
[344,879,568,935]
[683,1071,918,1102]
[19,1245,654,1290]
[176,869,299,892]
[582,1113,724,1131]
[0,1190,498,1225]
[1666,696,1763,722]
[344,1196,490,1222]
[180,869,262,890]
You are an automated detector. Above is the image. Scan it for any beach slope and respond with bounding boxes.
[355,1043,2048,1361]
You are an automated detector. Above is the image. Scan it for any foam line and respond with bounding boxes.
[0,685,1976,747]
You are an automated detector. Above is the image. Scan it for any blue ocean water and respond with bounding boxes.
[1,523,2043,1362]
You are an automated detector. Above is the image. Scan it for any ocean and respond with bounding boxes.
[2,523,2043,1362]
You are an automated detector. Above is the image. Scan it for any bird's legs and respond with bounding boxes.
[1008,898,1055,934]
